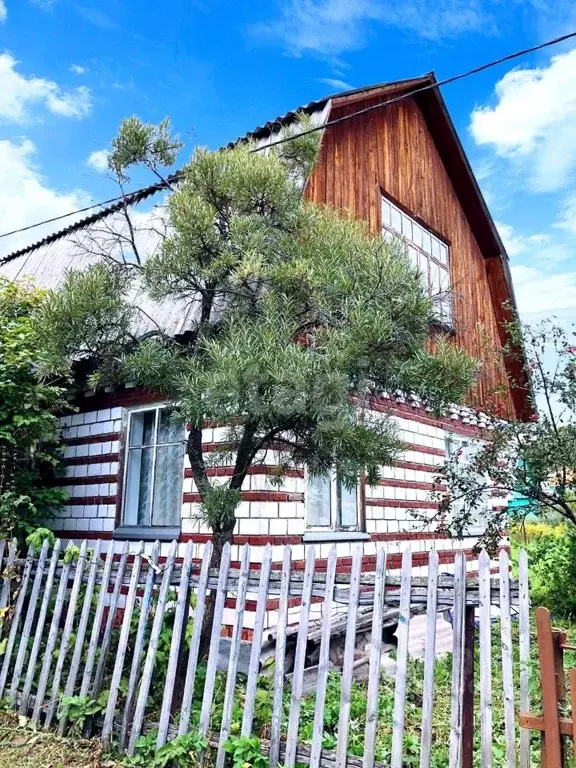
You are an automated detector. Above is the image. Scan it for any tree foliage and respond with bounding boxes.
[36,116,478,555]
[0,278,67,540]
[430,318,576,552]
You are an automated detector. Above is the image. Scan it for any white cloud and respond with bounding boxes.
[69,64,87,75]
[470,48,576,192]
[254,0,490,57]
[0,52,92,123]
[495,221,550,258]
[0,0,7,22]
[317,77,353,91]
[555,194,576,237]
[511,264,576,315]
[87,149,110,172]
[0,138,88,258]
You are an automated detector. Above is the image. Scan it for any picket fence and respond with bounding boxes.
[0,538,529,767]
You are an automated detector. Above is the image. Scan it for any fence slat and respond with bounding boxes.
[363,548,387,768]
[0,544,35,697]
[448,551,466,768]
[216,544,252,768]
[310,545,337,768]
[336,546,363,768]
[269,545,292,768]
[478,550,493,768]
[8,539,50,703]
[80,543,116,698]
[285,546,317,768]
[390,548,412,768]
[44,540,89,729]
[0,539,17,641]
[101,542,144,747]
[198,542,232,741]
[518,548,530,768]
[32,544,74,725]
[19,540,62,715]
[120,541,160,751]
[58,540,102,736]
[178,541,213,738]
[499,549,517,768]
[91,541,130,703]
[128,540,178,754]
[157,540,195,749]
[241,543,272,738]
[419,548,439,768]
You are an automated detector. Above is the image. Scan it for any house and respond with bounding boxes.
[0,75,531,629]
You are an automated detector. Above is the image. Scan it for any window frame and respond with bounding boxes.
[114,402,185,540]
[380,193,453,328]
[445,432,490,536]
[304,468,363,534]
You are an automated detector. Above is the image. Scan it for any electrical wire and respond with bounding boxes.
[1,28,575,247]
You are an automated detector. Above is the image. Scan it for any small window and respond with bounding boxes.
[122,406,185,528]
[306,471,360,531]
[445,434,490,534]
[381,195,453,327]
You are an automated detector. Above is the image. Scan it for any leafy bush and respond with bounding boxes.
[512,522,576,618]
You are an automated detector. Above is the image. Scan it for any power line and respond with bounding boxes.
[1,28,575,249]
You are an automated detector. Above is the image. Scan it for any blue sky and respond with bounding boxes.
[1,0,576,329]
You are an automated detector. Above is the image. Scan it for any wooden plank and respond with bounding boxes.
[241,543,272,738]
[127,540,178,754]
[535,607,562,768]
[91,541,130,702]
[101,542,144,747]
[177,541,213,738]
[120,541,160,751]
[390,549,412,768]
[216,544,252,768]
[79,543,116,698]
[571,669,576,767]
[58,540,102,736]
[419,549,438,768]
[198,542,232,741]
[44,540,89,729]
[157,540,195,749]
[285,546,317,768]
[448,551,466,768]
[0,544,35,697]
[8,539,50,703]
[461,604,475,768]
[499,549,517,768]
[336,546,362,768]
[0,539,17,640]
[363,548,387,768]
[269,545,292,768]
[310,546,337,768]
[478,550,493,768]
[19,540,62,715]
[518,548,530,768]
[519,713,573,737]
[32,545,74,725]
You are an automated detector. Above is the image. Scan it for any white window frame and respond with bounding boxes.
[381,194,453,326]
[121,403,185,530]
[445,433,490,536]
[305,469,362,532]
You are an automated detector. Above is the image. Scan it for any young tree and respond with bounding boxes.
[428,317,576,552]
[36,116,478,564]
[0,278,67,541]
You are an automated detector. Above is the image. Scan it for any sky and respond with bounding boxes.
[1,0,576,333]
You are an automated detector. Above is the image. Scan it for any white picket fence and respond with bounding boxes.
[0,538,530,767]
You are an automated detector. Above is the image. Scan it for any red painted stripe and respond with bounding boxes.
[75,389,164,412]
[66,453,119,466]
[365,498,440,509]
[371,531,449,541]
[55,475,117,486]
[51,530,114,540]
[404,442,445,457]
[394,460,441,473]
[63,432,120,446]
[184,466,304,479]
[377,478,446,491]
[183,491,304,504]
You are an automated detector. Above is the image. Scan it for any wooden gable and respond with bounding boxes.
[305,81,532,422]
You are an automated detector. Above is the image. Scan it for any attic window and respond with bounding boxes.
[381,196,453,326]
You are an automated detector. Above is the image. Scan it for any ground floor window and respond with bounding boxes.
[445,433,490,533]
[306,471,361,531]
[122,405,185,528]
